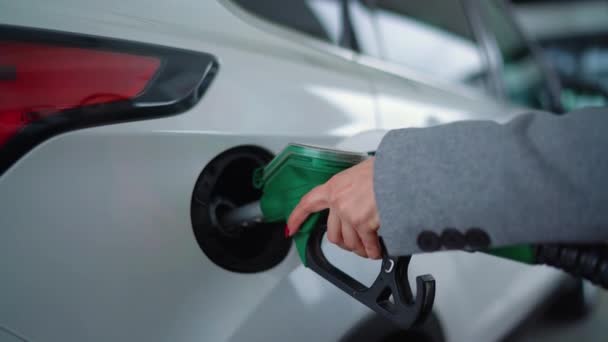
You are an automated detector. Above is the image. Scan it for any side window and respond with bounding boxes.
[478,0,547,109]
[358,0,487,87]
[232,0,343,45]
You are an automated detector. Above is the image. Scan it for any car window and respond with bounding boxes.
[354,0,487,87]
[232,0,343,45]
[478,0,547,109]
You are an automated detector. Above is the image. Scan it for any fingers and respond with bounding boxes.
[359,229,381,260]
[328,210,376,259]
[286,158,381,260]
[341,222,367,258]
[326,209,344,247]
[353,208,381,259]
[287,184,329,235]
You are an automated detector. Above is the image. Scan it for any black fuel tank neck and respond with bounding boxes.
[190,146,291,273]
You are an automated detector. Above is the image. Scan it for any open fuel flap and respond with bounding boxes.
[190,146,291,273]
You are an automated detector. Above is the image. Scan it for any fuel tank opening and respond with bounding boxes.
[191,146,291,273]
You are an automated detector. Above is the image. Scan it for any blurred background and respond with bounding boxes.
[513,0,608,111]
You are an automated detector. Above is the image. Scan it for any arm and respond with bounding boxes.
[287,107,608,259]
[375,107,608,256]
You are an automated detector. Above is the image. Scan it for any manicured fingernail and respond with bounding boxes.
[284,225,290,238]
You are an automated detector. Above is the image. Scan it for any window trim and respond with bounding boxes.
[339,0,361,51]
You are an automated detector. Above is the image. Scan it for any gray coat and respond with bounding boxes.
[374,107,608,256]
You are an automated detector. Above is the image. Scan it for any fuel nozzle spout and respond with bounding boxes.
[218,200,263,233]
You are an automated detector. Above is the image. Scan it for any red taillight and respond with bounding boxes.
[0,25,218,174]
[0,42,161,145]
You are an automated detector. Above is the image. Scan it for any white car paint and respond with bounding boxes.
[0,1,565,341]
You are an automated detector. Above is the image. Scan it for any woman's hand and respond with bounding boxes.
[286,157,381,259]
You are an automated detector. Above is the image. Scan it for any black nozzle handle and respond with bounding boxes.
[305,224,435,329]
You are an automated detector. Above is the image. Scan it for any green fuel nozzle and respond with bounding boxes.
[249,143,435,329]
[252,143,367,264]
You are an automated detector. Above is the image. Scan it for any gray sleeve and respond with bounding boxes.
[374,107,608,256]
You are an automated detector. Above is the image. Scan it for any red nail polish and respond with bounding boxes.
[284,225,290,238]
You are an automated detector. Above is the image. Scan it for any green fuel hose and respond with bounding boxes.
[491,244,608,288]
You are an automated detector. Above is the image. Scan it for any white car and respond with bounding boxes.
[0,0,571,341]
